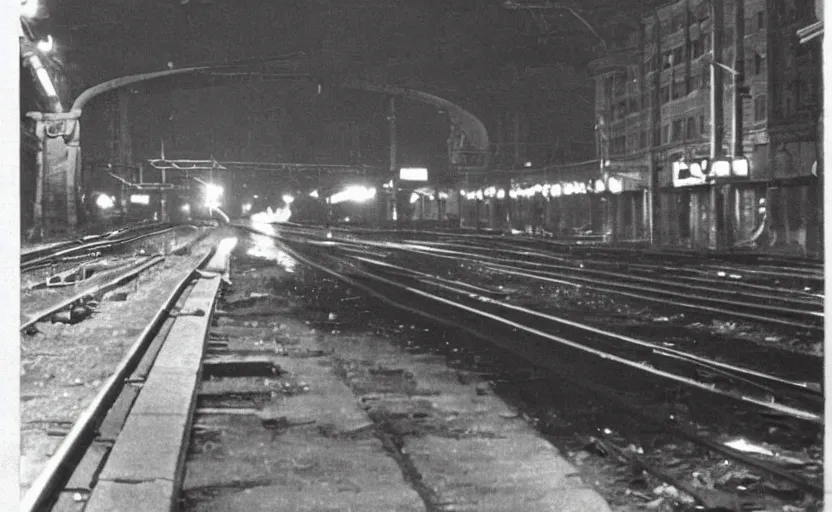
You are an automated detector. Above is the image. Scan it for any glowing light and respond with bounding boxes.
[550,184,562,197]
[399,167,428,181]
[30,56,58,98]
[524,161,533,167]
[595,179,605,192]
[732,158,749,177]
[410,192,420,204]
[460,189,467,196]
[95,194,115,209]
[309,189,319,198]
[509,189,518,199]
[608,177,623,194]
[181,204,191,213]
[204,183,223,201]
[250,205,292,223]
[242,202,253,214]
[282,194,295,204]
[563,183,575,195]
[36,35,53,53]
[21,0,38,18]
[475,190,484,200]
[533,184,543,194]
[484,186,496,198]
[129,194,150,205]
[329,185,376,204]
[496,189,506,199]
[438,191,449,199]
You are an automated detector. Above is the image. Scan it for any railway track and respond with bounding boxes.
[20,226,210,330]
[21,240,234,512]
[235,222,822,510]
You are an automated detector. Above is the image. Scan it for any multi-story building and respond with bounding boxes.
[766,0,823,255]
[589,0,821,254]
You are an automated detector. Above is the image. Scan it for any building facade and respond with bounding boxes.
[589,0,821,254]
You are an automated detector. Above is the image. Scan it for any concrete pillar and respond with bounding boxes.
[27,111,82,239]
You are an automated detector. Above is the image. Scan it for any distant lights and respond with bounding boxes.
[496,189,506,199]
[608,177,623,194]
[282,193,295,204]
[309,189,319,198]
[95,194,115,210]
[130,194,151,205]
[595,179,605,193]
[524,161,533,168]
[410,192,420,204]
[36,35,53,53]
[329,185,376,205]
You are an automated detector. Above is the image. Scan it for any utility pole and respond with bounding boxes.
[388,96,399,225]
[728,0,746,248]
[709,0,726,251]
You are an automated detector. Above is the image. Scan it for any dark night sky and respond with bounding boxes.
[26,0,655,175]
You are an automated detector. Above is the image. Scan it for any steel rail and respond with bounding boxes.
[20,256,165,331]
[381,242,823,314]
[394,239,823,307]
[252,229,820,423]
[252,230,822,496]
[20,249,215,512]
[347,254,820,395]
[479,262,824,331]
[21,226,179,271]
[363,241,822,330]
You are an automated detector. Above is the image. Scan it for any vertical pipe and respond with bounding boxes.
[709,0,725,250]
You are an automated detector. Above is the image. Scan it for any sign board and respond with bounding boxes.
[400,167,428,182]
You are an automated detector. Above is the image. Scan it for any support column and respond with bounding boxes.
[27,111,82,239]
[709,0,726,250]
[726,0,746,249]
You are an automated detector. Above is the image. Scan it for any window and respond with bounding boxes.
[687,117,697,139]
[699,114,706,134]
[663,124,671,144]
[673,14,684,31]
[654,126,661,146]
[690,74,701,91]
[661,86,671,104]
[673,81,686,99]
[690,38,704,58]
[757,11,765,30]
[628,97,639,113]
[673,46,684,65]
[640,130,648,149]
[701,65,710,89]
[754,95,767,122]
[754,53,764,75]
[672,119,684,141]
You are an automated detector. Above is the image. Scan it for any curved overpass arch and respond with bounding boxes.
[339,80,490,172]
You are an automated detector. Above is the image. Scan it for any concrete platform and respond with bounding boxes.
[181,312,612,512]
[85,273,223,512]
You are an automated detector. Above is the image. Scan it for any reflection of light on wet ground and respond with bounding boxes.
[723,438,774,457]
[246,233,296,273]
[217,237,238,254]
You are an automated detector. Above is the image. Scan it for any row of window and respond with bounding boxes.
[645,7,766,40]
[606,96,768,156]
